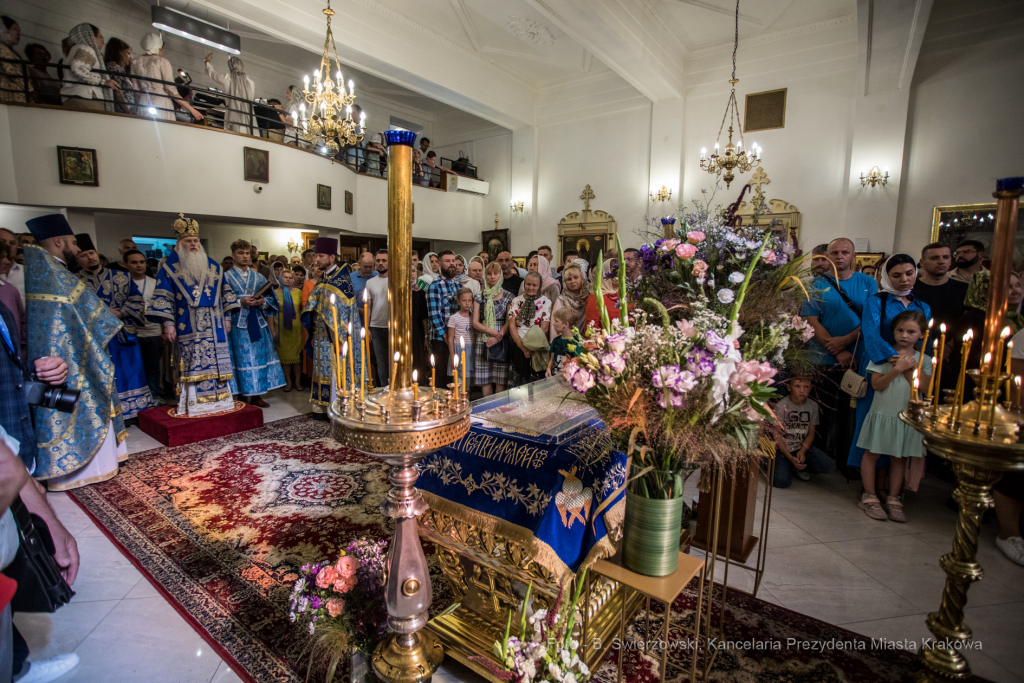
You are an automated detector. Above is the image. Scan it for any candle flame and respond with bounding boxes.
[965,329,973,341]
[412,370,418,382]
[1016,377,1021,388]
[330,293,336,303]
[928,318,934,328]
[453,354,460,367]
[360,327,365,339]
[394,352,400,361]
[984,352,992,365]
[1001,326,1012,338]
[363,289,368,302]
[940,323,947,333]
[342,341,347,356]
[430,354,435,368]
[460,335,466,349]
[348,322,352,334]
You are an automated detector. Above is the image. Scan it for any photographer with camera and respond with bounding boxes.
[24,215,127,492]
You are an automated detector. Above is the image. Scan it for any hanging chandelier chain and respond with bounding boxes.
[731,0,739,81]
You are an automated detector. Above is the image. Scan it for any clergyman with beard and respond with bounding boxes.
[948,239,988,284]
[147,214,240,417]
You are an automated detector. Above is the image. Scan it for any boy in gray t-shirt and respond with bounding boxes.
[771,377,835,488]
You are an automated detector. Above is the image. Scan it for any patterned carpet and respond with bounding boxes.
[68,415,979,683]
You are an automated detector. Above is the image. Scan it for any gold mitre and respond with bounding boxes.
[173,213,199,239]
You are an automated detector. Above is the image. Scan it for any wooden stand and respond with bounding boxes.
[692,462,759,563]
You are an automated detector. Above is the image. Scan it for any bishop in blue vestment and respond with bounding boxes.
[147,214,240,417]
[75,234,153,419]
[223,242,285,402]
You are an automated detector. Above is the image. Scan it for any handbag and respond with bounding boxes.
[840,332,868,398]
[4,497,75,613]
[488,335,509,362]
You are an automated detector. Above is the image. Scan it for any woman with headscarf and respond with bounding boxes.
[508,271,552,387]
[458,256,482,296]
[204,52,254,133]
[472,261,514,396]
[133,33,203,122]
[418,251,439,290]
[0,16,30,103]
[550,263,590,341]
[518,254,560,302]
[848,254,931,499]
[583,260,621,334]
[60,23,120,111]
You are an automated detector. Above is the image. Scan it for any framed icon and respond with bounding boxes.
[317,184,332,210]
[243,146,270,183]
[345,190,354,214]
[57,146,98,186]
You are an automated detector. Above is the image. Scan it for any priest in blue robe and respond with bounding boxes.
[24,214,127,491]
[147,214,240,417]
[301,237,362,418]
[75,234,153,420]
[223,239,285,407]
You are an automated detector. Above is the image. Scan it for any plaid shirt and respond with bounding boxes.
[426,276,460,341]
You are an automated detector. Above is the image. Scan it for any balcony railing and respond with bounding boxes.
[0,55,481,186]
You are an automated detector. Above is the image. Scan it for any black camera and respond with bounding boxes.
[22,374,80,414]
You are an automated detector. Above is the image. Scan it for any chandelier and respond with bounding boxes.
[698,0,762,189]
[295,0,364,154]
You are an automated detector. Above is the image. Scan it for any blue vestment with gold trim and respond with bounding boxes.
[80,268,153,419]
[301,264,362,408]
[24,246,124,481]
[147,252,239,403]
[224,267,285,396]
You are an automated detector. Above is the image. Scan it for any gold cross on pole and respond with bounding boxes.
[580,184,595,211]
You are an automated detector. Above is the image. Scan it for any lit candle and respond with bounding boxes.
[340,341,348,393]
[347,322,355,395]
[993,326,1012,384]
[907,369,919,413]
[1006,340,1014,403]
[927,337,939,400]
[930,323,946,405]
[360,327,366,402]
[953,329,973,424]
[452,354,460,396]
[412,370,419,402]
[430,354,436,389]
[460,336,468,395]
[974,352,992,428]
[1016,376,1022,411]
[363,289,370,333]
[389,352,400,404]
[329,294,342,390]
[916,319,932,380]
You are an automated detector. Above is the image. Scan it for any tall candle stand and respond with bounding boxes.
[901,177,1024,683]
[329,130,470,683]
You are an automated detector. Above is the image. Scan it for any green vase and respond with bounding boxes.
[622,490,683,577]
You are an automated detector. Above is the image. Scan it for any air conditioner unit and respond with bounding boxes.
[444,172,489,197]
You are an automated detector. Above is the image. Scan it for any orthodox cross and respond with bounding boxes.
[749,166,770,189]
[580,184,595,211]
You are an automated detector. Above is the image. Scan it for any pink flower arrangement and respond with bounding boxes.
[686,230,706,244]
[692,259,708,279]
[676,243,698,259]
[326,598,345,617]
[659,238,681,253]
[315,566,339,589]
[335,555,359,578]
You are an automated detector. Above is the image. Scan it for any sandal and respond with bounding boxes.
[886,497,906,523]
[859,494,887,521]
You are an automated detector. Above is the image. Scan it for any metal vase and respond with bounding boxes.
[622,490,684,577]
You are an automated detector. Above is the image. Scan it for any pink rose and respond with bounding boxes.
[335,555,360,578]
[686,231,705,244]
[316,566,339,589]
[326,598,345,617]
[333,574,358,593]
[692,259,708,278]
[675,243,697,259]
[659,238,680,253]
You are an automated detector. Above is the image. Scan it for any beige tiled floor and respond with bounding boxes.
[16,390,1024,682]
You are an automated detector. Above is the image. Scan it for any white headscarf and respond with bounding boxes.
[879,254,916,297]
[140,32,163,55]
[227,56,255,101]
[68,23,101,61]
[455,255,470,285]
[418,251,438,287]
[571,257,589,277]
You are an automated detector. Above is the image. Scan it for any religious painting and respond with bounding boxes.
[345,190,354,214]
[302,232,318,251]
[57,146,98,186]
[854,252,886,275]
[481,229,509,263]
[513,257,527,269]
[931,203,1024,269]
[243,147,270,183]
[258,251,269,263]
[559,232,606,272]
[317,184,331,210]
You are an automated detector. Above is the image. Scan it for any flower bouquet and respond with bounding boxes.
[288,538,389,682]
[471,570,591,683]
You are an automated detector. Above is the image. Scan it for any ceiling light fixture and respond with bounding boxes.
[151,6,241,55]
[698,0,762,189]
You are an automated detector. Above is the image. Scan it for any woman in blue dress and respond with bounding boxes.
[848,254,931,491]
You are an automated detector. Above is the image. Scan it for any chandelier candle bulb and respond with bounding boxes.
[916,319,933,380]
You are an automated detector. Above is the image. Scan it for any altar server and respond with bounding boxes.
[301,237,362,418]
[224,239,285,406]
[24,214,126,490]
[147,214,240,417]
[75,234,153,420]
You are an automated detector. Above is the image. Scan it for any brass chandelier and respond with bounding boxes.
[698,0,762,189]
[295,0,365,154]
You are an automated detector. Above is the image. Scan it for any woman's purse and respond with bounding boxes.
[5,497,75,613]
[840,332,868,398]
[487,334,509,362]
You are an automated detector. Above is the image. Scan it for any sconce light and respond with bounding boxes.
[510,200,525,213]
[860,166,889,187]
[649,185,673,203]
[286,239,302,254]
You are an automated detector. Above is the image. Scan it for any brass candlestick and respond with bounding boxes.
[329,131,470,683]
[903,177,1024,683]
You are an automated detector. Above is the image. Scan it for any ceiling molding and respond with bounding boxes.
[480,47,576,67]
[673,0,766,27]
[447,0,482,52]
[635,0,692,57]
[508,16,557,45]
[688,13,855,56]
[582,50,593,71]
[537,69,622,93]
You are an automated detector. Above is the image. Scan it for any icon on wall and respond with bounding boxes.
[317,184,332,210]
[481,228,509,264]
[345,190,354,215]
[57,146,98,186]
[243,147,270,183]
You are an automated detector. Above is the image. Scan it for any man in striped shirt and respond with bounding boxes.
[426,250,459,388]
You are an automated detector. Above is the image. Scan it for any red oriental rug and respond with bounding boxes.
[68,416,984,683]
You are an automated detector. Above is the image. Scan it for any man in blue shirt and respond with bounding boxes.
[426,251,460,388]
[800,238,878,464]
[350,252,378,306]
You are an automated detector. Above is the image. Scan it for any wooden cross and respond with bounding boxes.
[749,166,770,189]
[580,184,595,211]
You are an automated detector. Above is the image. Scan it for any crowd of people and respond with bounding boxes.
[787,237,1023,568]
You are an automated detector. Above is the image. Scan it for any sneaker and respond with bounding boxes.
[886,497,906,523]
[859,494,888,521]
[995,536,1024,567]
[795,470,811,481]
[17,654,80,683]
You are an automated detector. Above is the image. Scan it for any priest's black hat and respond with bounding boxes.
[25,214,73,242]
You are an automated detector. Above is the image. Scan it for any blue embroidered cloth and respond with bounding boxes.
[418,418,627,579]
